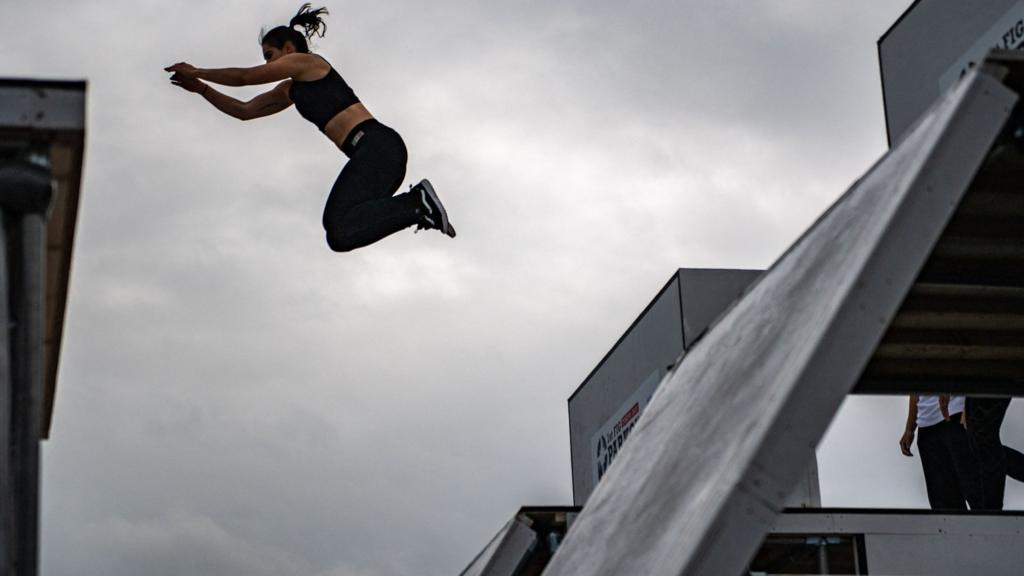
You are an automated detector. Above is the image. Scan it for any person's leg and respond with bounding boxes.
[1004,445,1024,483]
[966,396,1011,510]
[941,414,982,509]
[917,423,968,510]
[322,122,425,252]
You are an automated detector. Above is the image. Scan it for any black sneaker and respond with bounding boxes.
[415,179,456,238]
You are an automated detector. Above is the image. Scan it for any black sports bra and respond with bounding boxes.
[289,59,360,131]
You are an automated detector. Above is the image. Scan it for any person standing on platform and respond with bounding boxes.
[901,395,1024,510]
[965,397,1024,510]
[900,395,979,510]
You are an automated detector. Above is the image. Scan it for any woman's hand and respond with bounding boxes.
[169,72,206,94]
[165,62,198,77]
[899,429,915,456]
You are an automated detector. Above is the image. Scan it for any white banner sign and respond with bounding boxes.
[590,370,662,485]
[939,1,1024,91]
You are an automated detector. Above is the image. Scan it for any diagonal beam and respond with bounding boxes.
[544,66,1018,576]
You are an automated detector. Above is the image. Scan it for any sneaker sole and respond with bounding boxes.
[419,179,455,238]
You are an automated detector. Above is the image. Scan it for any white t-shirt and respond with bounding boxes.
[917,395,966,428]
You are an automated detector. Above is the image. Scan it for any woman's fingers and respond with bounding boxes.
[164,62,196,75]
[169,72,204,93]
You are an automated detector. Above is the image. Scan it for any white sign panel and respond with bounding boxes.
[939,1,1024,91]
[590,369,662,486]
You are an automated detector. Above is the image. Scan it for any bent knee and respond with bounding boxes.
[326,233,356,253]
[326,229,365,253]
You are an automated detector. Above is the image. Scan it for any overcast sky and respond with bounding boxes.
[4,1,1024,574]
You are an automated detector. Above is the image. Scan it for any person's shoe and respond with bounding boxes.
[414,179,456,238]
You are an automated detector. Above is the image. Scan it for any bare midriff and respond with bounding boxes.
[324,103,374,149]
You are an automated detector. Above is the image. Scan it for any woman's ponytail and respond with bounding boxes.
[260,4,329,53]
[289,4,329,41]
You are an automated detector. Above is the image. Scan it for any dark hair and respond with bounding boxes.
[260,4,328,53]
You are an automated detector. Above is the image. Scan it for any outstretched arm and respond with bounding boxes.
[169,73,292,121]
[166,53,315,87]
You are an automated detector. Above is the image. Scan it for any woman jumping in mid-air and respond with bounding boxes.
[165,3,455,252]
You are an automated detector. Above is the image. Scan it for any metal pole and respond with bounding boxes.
[1,158,52,576]
[0,210,12,576]
[11,212,45,576]
[817,538,829,575]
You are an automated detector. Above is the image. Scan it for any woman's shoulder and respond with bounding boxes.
[306,52,331,66]
[289,53,332,82]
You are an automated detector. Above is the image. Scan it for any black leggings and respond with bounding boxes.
[917,415,976,510]
[323,119,422,252]
[966,397,1014,510]
[917,405,1024,511]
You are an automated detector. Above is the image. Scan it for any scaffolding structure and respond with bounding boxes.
[542,52,1024,576]
[0,78,85,576]
[461,51,1024,576]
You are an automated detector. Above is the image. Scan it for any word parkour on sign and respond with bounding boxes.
[595,403,641,482]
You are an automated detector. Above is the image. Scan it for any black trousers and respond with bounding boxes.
[1006,444,1024,483]
[966,397,1013,510]
[323,119,422,252]
[917,415,978,510]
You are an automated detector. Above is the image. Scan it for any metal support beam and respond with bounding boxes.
[0,211,11,576]
[10,213,46,576]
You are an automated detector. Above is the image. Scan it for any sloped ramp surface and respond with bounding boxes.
[543,61,1020,576]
